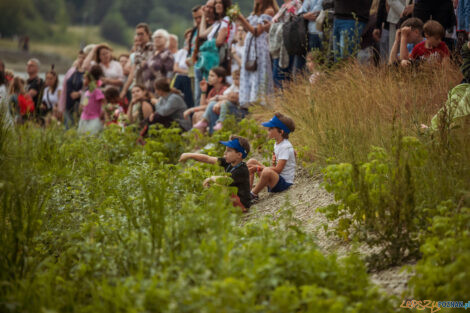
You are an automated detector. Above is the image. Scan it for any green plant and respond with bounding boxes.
[320,135,429,269]
[409,202,470,303]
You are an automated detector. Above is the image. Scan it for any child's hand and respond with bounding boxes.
[179,153,191,163]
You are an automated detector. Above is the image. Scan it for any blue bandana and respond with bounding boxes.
[261,115,291,134]
[220,138,248,158]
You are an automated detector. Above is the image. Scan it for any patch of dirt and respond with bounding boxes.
[244,167,413,297]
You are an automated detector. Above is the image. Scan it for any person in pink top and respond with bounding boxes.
[78,65,105,135]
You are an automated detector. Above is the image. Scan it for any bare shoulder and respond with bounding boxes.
[264,7,275,17]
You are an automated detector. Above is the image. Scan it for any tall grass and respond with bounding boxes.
[264,62,462,164]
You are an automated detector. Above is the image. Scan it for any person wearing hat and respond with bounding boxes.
[179,135,252,210]
[247,112,296,201]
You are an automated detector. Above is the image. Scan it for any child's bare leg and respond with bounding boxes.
[251,167,280,195]
[247,158,264,189]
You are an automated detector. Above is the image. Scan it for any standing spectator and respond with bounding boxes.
[332,0,373,60]
[84,44,124,89]
[41,68,61,126]
[271,0,302,88]
[373,0,391,62]
[63,51,86,130]
[412,0,456,33]
[457,0,470,32]
[78,65,105,135]
[188,5,204,106]
[172,31,195,108]
[387,0,407,54]
[121,23,154,99]
[295,0,324,71]
[26,58,44,118]
[237,0,278,109]
[143,29,174,94]
[231,26,246,74]
[0,60,8,103]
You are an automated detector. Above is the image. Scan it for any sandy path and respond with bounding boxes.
[243,167,413,297]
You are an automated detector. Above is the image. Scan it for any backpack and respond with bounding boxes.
[282,14,308,56]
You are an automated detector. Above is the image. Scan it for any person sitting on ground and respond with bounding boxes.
[103,87,124,125]
[199,69,241,134]
[247,112,296,201]
[139,78,188,138]
[126,84,154,128]
[389,17,424,65]
[306,52,321,84]
[179,135,252,211]
[78,65,105,135]
[401,20,450,67]
[185,66,228,131]
[41,67,62,127]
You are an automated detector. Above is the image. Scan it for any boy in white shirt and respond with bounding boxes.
[247,113,296,201]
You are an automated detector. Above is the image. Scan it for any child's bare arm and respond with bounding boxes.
[399,27,411,61]
[179,153,218,164]
[271,159,286,174]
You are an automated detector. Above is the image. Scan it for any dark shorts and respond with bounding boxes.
[268,175,293,193]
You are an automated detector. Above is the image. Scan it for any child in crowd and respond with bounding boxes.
[306,53,321,85]
[401,20,450,66]
[78,65,105,135]
[41,68,61,126]
[184,67,228,132]
[199,69,241,134]
[389,18,424,65]
[103,87,125,125]
[179,135,252,210]
[247,113,296,201]
[9,77,35,123]
[126,85,154,128]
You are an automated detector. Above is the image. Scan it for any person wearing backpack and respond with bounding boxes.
[294,0,324,72]
[332,0,373,61]
[270,0,302,88]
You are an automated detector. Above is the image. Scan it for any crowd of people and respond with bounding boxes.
[0,0,469,208]
[0,0,469,134]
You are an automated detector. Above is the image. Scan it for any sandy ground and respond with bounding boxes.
[244,167,414,298]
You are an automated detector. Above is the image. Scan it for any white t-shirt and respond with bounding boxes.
[99,60,124,82]
[173,49,189,71]
[208,17,236,46]
[274,139,296,184]
[42,86,62,110]
[0,85,7,103]
[231,43,244,72]
[223,83,239,96]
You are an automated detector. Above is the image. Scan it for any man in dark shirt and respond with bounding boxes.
[333,0,373,60]
[26,58,44,117]
[179,136,252,210]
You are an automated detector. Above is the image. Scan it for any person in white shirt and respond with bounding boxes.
[247,113,296,200]
[83,44,125,89]
[41,68,62,126]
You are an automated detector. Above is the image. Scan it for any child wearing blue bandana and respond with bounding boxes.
[247,112,296,201]
[179,135,252,210]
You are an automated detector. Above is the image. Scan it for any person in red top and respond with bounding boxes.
[402,20,450,67]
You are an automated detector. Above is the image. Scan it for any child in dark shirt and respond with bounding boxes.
[179,135,251,210]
